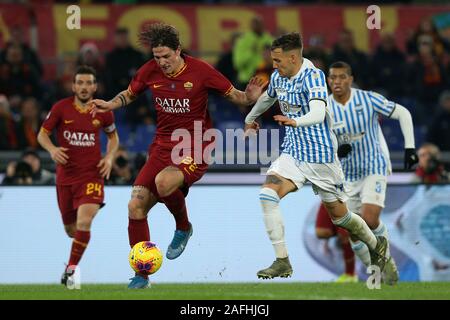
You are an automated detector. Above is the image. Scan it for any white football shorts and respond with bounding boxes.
[345,174,387,214]
[266,153,348,203]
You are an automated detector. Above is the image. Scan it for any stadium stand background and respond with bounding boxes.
[0,0,449,183]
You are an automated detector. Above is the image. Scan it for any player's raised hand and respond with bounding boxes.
[244,121,260,137]
[89,99,113,117]
[50,147,69,165]
[245,77,267,103]
[274,115,296,127]
[97,155,113,180]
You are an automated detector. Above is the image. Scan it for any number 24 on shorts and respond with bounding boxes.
[86,183,102,196]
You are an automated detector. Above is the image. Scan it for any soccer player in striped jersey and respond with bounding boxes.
[326,61,418,285]
[244,33,388,279]
[315,125,391,283]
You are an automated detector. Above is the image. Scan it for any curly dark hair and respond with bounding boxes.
[139,22,180,50]
[271,32,303,52]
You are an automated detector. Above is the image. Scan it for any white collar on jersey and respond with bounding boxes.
[289,57,314,81]
[331,87,356,107]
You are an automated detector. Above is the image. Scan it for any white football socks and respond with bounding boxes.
[332,211,377,250]
[372,220,391,259]
[349,220,391,267]
[259,187,288,259]
[349,239,371,267]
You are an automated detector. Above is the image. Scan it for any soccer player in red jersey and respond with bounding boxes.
[37,66,119,286]
[90,23,265,288]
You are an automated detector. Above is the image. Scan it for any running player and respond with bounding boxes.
[323,61,417,285]
[37,66,119,286]
[90,23,265,288]
[244,33,388,279]
[315,126,391,283]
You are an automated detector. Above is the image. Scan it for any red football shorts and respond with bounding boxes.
[56,178,105,225]
[134,142,209,199]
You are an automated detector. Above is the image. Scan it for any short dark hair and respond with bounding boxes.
[74,65,97,82]
[271,32,303,52]
[139,23,180,50]
[329,61,353,76]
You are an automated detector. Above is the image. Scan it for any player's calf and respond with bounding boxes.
[155,166,184,198]
[128,198,148,220]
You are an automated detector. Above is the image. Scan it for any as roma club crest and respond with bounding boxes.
[183,81,193,91]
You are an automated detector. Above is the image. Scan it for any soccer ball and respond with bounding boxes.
[129,241,163,275]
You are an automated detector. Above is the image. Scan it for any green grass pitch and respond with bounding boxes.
[1,282,450,300]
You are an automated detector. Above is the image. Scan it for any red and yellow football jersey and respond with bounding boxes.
[128,54,233,148]
[41,97,116,185]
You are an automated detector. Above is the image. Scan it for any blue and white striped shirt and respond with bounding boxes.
[267,58,336,163]
[329,88,396,181]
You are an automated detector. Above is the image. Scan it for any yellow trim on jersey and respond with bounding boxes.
[73,102,90,114]
[127,85,137,99]
[167,62,187,78]
[40,127,51,135]
[223,85,234,97]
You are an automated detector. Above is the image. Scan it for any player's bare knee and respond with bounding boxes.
[316,228,334,239]
[323,201,347,219]
[128,199,146,219]
[154,174,173,197]
[77,220,92,231]
[262,175,283,195]
[322,201,337,216]
[262,184,281,196]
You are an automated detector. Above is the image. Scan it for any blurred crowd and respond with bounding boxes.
[0,145,147,185]
[1,13,450,185]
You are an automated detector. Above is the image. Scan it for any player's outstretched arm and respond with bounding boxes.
[90,89,137,117]
[389,103,417,169]
[227,77,267,107]
[273,115,296,127]
[243,91,277,136]
[37,129,69,165]
[274,99,326,128]
[97,131,119,180]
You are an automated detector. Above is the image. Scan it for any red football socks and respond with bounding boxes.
[68,230,90,267]
[160,189,190,231]
[337,227,355,275]
[128,218,150,248]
